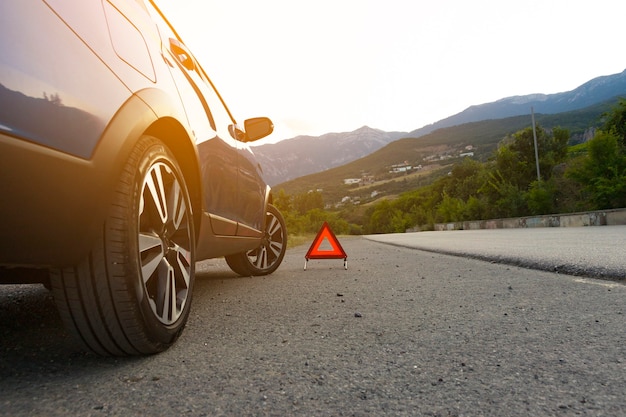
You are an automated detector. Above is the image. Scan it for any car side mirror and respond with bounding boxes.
[243,117,274,142]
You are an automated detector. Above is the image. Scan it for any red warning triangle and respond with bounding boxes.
[305,222,347,260]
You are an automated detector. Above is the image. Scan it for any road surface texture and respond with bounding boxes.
[0,235,624,416]
[367,225,626,280]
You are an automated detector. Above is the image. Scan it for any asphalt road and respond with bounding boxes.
[366,225,626,280]
[0,235,625,416]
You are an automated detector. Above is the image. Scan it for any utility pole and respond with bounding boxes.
[531,106,541,182]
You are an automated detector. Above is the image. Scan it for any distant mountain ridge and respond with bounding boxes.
[252,126,407,185]
[253,69,626,186]
[408,68,626,137]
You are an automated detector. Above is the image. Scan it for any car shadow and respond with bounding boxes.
[0,284,121,379]
[0,262,246,378]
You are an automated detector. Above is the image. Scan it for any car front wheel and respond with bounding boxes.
[51,136,195,356]
[225,204,287,276]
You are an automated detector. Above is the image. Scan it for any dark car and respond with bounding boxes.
[0,0,287,356]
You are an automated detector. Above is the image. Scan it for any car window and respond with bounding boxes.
[195,72,237,143]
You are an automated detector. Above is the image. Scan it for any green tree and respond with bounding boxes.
[495,125,569,188]
[273,188,292,213]
[484,171,528,218]
[499,128,539,186]
[463,195,487,221]
[488,125,571,217]
[435,192,464,223]
[567,131,626,209]
[565,100,626,210]
[525,180,556,215]
[446,158,488,201]
[365,200,410,234]
[292,191,324,215]
[549,127,570,163]
[603,98,626,148]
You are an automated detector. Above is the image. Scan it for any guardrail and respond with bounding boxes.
[430,208,626,231]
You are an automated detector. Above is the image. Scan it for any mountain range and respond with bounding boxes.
[252,126,407,186]
[252,69,626,186]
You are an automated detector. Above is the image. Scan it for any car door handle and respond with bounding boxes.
[169,38,195,71]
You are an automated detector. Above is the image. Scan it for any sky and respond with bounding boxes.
[157,0,626,144]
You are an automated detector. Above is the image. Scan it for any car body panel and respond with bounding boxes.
[0,92,157,266]
[0,0,275,270]
[237,145,267,232]
[0,1,129,159]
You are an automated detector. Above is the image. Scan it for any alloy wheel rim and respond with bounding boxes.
[247,211,284,271]
[138,161,192,325]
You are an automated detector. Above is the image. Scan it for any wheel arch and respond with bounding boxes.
[0,89,200,268]
[265,184,274,209]
[126,88,204,240]
[143,117,203,236]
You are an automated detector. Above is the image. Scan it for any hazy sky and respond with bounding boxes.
[157,0,626,144]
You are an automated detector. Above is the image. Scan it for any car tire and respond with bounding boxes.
[225,204,287,276]
[50,136,195,356]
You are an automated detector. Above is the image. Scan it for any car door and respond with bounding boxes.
[145,4,240,236]
[235,143,266,236]
[193,73,242,235]
[195,71,266,238]
[145,2,268,238]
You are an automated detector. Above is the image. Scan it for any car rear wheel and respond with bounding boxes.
[225,204,287,276]
[50,136,195,356]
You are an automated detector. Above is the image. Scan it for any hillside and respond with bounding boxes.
[254,69,626,186]
[275,99,617,206]
[252,126,407,185]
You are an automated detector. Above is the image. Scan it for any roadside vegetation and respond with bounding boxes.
[275,99,626,235]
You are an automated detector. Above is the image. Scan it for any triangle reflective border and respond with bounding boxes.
[304,222,347,270]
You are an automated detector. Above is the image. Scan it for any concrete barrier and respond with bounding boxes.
[607,209,626,225]
[432,208,626,231]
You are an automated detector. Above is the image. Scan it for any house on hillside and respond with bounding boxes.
[459,145,474,158]
[389,161,413,174]
[343,174,374,186]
